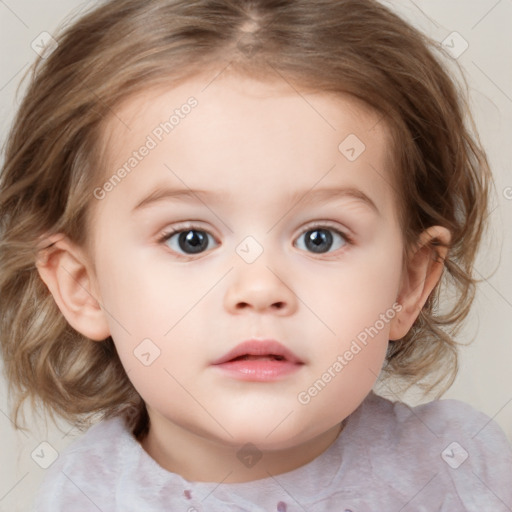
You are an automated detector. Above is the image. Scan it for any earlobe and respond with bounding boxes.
[389,226,451,341]
[36,234,110,341]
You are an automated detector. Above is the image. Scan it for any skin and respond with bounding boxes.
[37,71,450,483]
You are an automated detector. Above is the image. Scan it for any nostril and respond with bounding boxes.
[234,301,286,311]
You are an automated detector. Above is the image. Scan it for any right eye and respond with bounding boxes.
[158,225,219,257]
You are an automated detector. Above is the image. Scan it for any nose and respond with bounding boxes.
[224,258,298,315]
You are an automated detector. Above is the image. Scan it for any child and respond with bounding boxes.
[1,0,511,510]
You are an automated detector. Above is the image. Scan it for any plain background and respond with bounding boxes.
[0,1,511,510]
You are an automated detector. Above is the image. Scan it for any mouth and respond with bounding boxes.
[211,339,303,365]
[211,339,304,382]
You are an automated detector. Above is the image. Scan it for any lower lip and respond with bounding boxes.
[212,359,303,382]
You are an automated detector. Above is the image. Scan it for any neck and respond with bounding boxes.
[139,415,345,483]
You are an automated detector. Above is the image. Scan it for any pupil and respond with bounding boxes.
[179,230,208,254]
[306,229,332,253]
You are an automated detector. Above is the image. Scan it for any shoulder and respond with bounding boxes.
[358,390,511,445]
[32,416,133,511]
[350,391,512,510]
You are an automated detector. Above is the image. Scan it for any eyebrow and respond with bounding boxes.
[132,185,379,215]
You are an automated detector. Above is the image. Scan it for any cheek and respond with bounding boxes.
[92,246,215,375]
[294,240,402,401]
[302,245,402,339]
[93,244,192,329]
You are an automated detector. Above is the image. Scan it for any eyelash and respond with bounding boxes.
[156,221,354,259]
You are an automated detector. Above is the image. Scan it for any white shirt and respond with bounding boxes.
[33,391,512,511]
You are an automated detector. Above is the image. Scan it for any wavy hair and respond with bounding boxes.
[0,0,492,437]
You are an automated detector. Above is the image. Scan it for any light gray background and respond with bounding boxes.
[1,1,511,510]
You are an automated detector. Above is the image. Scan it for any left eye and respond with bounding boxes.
[294,226,349,254]
[161,228,218,256]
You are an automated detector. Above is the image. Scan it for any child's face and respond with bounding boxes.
[88,74,405,449]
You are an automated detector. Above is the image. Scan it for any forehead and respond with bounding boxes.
[94,73,398,219]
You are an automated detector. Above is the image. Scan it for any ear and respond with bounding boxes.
[35,234,110,341]
[389,226,451,341]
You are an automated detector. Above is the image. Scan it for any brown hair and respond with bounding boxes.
[0,0,492,436]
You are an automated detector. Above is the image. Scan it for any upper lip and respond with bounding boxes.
[211,339,303,365]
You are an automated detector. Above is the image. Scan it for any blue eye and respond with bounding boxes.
[160,228,218,256]
[294,226,350,254]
